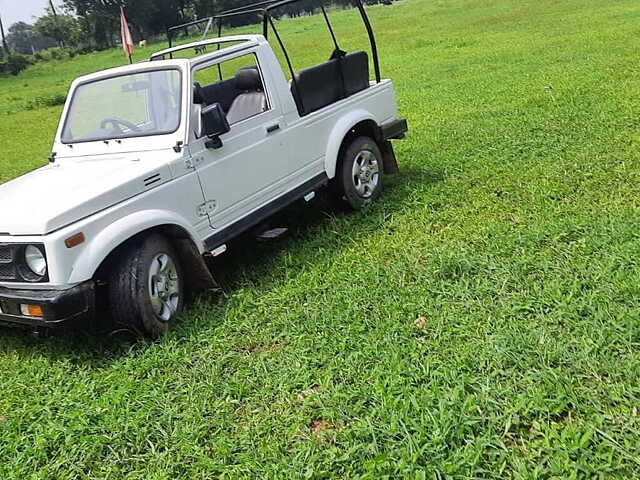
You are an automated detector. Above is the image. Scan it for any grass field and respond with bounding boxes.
[2,0,640,477]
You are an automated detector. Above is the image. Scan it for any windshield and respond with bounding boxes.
[61,69,182,143]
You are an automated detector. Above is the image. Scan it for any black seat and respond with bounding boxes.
[291,50,370,116]
[292,59,341,116]
[193,78,238,113]
[341,51,370,97]
[226,68,267,124]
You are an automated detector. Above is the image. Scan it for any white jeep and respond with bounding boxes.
[0,2,407,337]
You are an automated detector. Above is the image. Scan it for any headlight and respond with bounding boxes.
[25,245,47,277]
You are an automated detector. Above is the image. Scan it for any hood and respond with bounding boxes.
[0,154,172,235]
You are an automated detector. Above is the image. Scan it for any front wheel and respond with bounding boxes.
[109,234,184,338]
[332,136,384,210]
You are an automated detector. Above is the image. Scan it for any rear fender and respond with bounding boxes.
[324,109,377,179]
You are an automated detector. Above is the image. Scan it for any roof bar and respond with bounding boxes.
[262,0,381,82]
[168,17,213,49]
[352,0,381,82]
[320,5,341,53]
[165,0,381,83]
[168,1,280,50]
[265,15,304,113]
[218,0,280,16]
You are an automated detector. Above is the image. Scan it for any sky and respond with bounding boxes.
[0,0,65,29]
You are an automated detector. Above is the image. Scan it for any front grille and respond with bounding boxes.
[0,243,48,283]
[0,245,13,262]
[0,263,17,280]
[0,244,19,281]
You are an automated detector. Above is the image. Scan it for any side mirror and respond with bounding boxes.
[201,103,230,149]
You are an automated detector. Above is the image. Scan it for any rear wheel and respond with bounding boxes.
[332,136,383,210]
[109,234,184,338]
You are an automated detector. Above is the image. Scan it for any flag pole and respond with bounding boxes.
[120,7,134,65]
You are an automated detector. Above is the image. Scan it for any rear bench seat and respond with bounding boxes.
[291,50,370,116]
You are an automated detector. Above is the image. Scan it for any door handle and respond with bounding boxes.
[266,123,280,133]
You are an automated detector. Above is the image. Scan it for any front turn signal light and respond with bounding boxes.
[20,304,44,318]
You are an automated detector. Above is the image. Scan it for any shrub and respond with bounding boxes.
[50,47,66,60]
[3,54,31,76]
[34,47,81,62]
[77,45,96,55]
[24,93,67,110]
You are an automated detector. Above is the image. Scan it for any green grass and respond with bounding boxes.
[2,0,640,477]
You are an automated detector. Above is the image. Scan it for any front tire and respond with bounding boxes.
[109,234,184,338]
[332,136,384,210]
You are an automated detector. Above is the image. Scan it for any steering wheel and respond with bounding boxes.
[100,117,142,133]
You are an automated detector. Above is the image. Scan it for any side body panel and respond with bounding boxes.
[275,77,399,180]
[189,44,292,230]
[188,43,321,234]
[196,78,400,250]
[190,42,401,250]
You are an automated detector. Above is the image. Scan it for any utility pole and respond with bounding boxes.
[48,0,65,48]
[0,12,9,56]
[49,0,58,18]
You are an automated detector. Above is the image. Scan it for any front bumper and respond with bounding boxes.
[0,281,95,328]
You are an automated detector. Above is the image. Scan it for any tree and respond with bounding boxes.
[58,0,395,50]
[34,9,81,47]
[6,22,56,55]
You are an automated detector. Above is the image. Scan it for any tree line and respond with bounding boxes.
[2,0,396,56]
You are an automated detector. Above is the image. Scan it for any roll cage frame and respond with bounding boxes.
[165,0,381,84]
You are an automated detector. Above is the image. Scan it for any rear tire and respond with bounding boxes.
[332,136,383,210]
[108,234,184,338]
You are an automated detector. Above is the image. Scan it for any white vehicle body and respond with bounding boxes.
[0,34,406,330]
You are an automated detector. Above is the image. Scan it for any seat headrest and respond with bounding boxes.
[235,67,262,92]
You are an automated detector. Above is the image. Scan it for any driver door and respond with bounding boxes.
[189,51,290,233]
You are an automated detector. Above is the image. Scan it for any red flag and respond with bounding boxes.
[120,7,134,61]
